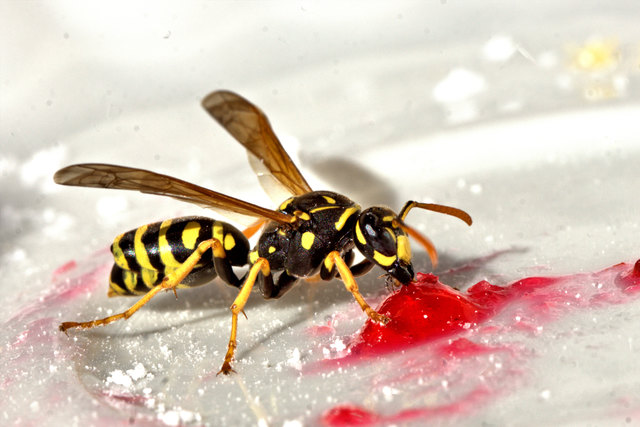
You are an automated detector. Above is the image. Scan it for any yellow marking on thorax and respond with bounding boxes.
[383,215,394,222]
[211,222,228,258]
[224,233,236,251]
[301,231,315,250]
[249,250,259,264]
[268,246,276,254]
[111,233,129,270]
[323,195,336,204]
[323,256,333,272]
[335,206,359,231]
[159,219,182,269]
[279,197,294,211]
[397,235,411,264]
[309,205,341,213]
[134,225,155,271]
[373,250,396,267]
[182,221,201,250]
[355,220,366,245]
[294,211,311,221]
[213,222,225,244]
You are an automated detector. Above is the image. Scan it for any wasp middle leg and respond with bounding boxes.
[218,257,272,375]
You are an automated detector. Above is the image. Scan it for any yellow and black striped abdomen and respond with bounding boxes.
[108,216,249,296]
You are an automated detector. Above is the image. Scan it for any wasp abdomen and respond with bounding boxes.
[108,216,249,296]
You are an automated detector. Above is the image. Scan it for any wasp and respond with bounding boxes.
[56,90,473,374]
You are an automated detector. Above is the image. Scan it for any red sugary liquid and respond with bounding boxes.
[349,274,491,356]
[347,261,640,358]
[322,387,492,426]
[320,259,640,426]
[615,259,640,292]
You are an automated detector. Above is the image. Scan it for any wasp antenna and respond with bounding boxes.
[393,220,438,268]
[399,201,472,226]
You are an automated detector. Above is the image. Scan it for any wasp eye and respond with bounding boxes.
[360,211,396,256]
[374,229,396,256]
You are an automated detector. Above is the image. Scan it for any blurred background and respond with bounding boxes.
[1,2,639,426]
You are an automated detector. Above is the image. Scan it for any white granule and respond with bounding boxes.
[286,348,302,371]
[330,338,346,352]
[106,369,133,388]
[126,363,147,380]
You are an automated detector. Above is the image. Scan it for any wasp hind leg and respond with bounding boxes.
[218,257,272,375]
[59,238,227,333]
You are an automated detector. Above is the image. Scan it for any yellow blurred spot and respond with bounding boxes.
[572,38,619,71]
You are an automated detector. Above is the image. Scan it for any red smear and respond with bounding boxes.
[306,318,339,337]
[318,259,640,426]
[10,318,58,348]
[306,324,336,337]
[615,260,640,293]
[94,391,157,424]
[436,337,506,358]
[7,254,111,325]
[346,261,639,358]
[98,391,152,409]
[322,387,492,426]
[51,259,77,281]
[323,405,380,426]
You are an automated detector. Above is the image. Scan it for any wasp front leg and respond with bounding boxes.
[218,257,272,375]
[320,250,374,280]
[324,251,390,325]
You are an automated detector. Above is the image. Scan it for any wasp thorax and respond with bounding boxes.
[355,206,414,285]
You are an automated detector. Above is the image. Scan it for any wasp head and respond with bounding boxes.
[353,201,473,285]
[354,207,415,285]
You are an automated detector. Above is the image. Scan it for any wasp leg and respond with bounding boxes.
[348,258,375,277]
[324,251,390,325]
[320,251,374,280]
[320,251,348,280]
[260,271,298,299]
[59,238,224,332]
[212,245,244,288]
[218,257,271,375]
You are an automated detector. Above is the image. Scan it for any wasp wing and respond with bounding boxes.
[245,151,300,204]
[201,90,313,197]
[53,163,294,224]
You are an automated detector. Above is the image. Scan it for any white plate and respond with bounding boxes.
[1,2,639,426]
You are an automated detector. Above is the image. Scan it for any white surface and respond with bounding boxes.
[1,2,640,426]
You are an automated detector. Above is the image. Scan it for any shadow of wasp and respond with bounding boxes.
[55,90,472,374]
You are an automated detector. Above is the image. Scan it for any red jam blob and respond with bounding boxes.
[348,273,566,356]
[349,274,489,355]
[333,260,640,361]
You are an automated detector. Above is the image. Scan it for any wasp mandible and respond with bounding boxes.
[55,90,473,374]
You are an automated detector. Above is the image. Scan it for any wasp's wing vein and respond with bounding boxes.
[202,90,312,197]
[54,163,293,224]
